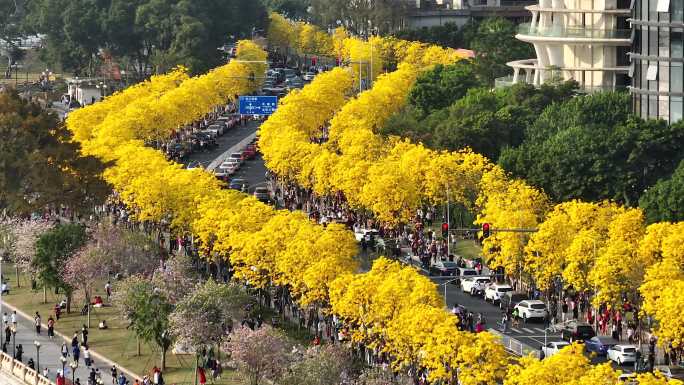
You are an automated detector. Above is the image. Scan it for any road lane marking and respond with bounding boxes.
[522,327,535,333]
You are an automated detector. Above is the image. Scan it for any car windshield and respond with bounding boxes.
[623,348,637,353]
[255,187,268,193]
[442,262,457,268]
[498,287,512,292]
[530,304,546,309]
[463,270,476,276]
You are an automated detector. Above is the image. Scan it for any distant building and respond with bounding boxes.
[407,0,533,29]
[502,0,631,92]
[629,0,683,122]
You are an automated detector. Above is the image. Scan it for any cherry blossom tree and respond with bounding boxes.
[224,325,292,385]
[2,218,53,287]
[62,243,112,326]
[169,280,252,350]
[152,252,199,304]
[280,344,355,385]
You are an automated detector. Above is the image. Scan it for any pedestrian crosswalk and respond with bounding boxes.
[491,326,556,335]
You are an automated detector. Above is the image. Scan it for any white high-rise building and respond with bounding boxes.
[503,0,632,91]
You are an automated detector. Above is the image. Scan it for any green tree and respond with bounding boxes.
[640,160,684,223]
[263,0,310,20]
[500,92,684,205]
[25,0,268,75]
[407,61,482,116]
[32,223,87,311]
[467,17,534,85]
[393,22,465,49]
[114,275,174,370]
[0,90,110,215]
[382,81,577,161]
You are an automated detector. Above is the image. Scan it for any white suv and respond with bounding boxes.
[514,300,547,322]
[484,283,513,304]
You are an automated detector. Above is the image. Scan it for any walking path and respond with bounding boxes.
[2,302,138,385]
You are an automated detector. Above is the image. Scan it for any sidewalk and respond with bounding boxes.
[3,304,122,385]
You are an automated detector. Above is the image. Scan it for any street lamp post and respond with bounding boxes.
[34,341,41,373]
[11,325,16,358]
[438,277,461,307]
[70,361,78,384]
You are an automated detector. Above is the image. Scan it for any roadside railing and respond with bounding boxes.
[0,351,55,385]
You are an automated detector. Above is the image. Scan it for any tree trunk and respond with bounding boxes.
[137,336,141,356]
[86,290,91,328]
[66,292,72,314]
[15,266,19,288]
[161,346,167,371]
[194,354,199,385]
[43,286,47,304]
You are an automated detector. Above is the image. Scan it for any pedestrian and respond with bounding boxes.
[84,345,92,367]
[4,324,10,344]
[15,343,22,361]
[2,312,7,326]
[73,343,80,363]
[561,300,568,322]
[198,367,207,385]
[11,310,16,327]
[105,281,112,302]
[34,312,41,334]
[27,357,35,370]
[56,373,66,385]
[88,368,96,385]
[61,342,69,358]
[54,303,61,321]
[111,366,118,385]
[118,372,127,385]
[82,324,89,346]
[43,367,49,378]
[47,316,55,338]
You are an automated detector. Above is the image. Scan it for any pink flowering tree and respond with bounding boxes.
[152,252,199,304]
[224,325,292,385]
[2,218,53,287]
[91,222,161,277]
[62,243,112,326]
[280,344,355,385]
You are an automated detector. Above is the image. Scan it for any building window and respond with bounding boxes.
[674,0,684,22]
[673,30,683,58]
[646,64,658,80]
[673,62,684,94]
[656,0,669,12]
[672,97,683,122]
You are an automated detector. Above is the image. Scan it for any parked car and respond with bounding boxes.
[584,336,614,356]
[429,260,458,276]
[607,345,639,365]
[452,267,478,286]
[253,187,271,203]
[228,152,245,164]
[499,291,528,311]
[242,145,256,159]
[206,124,224,136]
[560,321,596,342]
[228,178,247,191]
[461,277,490,296]
[218,159,240,174]
[541,341,570,358]
[513,300,547,323]
[484,283,513,304]
[303,72,316,81]
[653,365,672,379]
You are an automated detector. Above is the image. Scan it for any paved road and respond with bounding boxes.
[182,120,260,169]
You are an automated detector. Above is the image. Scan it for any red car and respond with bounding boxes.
[242,147,255,160]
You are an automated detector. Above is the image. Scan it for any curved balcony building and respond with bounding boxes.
[504,0,632,91]
[629,0,683,122]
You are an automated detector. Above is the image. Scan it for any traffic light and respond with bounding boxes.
[482,223,491,239]
[441,222,449,238]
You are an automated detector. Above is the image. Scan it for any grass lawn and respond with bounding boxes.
[2,264,242,385]
[451,239,482,260]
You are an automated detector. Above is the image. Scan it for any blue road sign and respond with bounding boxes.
[239,96,278,116]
